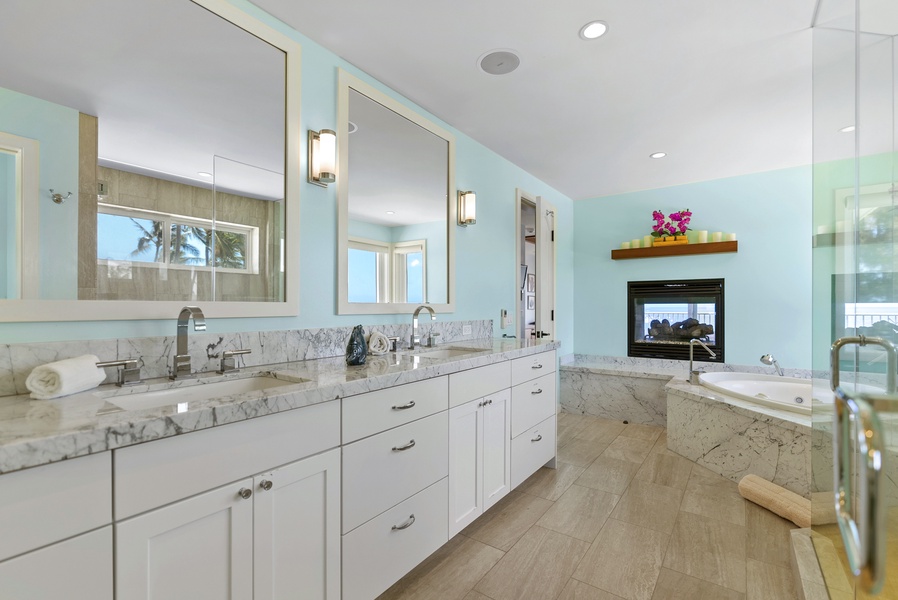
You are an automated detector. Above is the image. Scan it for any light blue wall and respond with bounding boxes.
[0,0,576,357]
[0,87,79,299]
[573,165,812,369]
[0,152,13,297]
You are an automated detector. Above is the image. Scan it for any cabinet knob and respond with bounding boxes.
[237,487,253,500]
[531,434,543,443]
[392,439,416,452]
[259,479,273,491]
[391,514,416,531]
[392,400,416,410]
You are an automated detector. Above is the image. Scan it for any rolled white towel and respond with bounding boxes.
[25,354,106,400]
[367,331,390,356]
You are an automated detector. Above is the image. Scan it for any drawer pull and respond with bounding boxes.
[392,400,416,410]
[531,388,543,395]
[392,439,416,452]
[531,363,543,370]
[237,487,253,500]
[531,434,543,442]
[392,514,416,531]
[259,480,273,491]
[478,399,494,407]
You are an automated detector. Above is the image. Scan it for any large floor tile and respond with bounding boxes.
[474,526,590,600]
[609,479,683,534]
[745,501,797,569]
[537,484,620,542]
[619,423,663,443]
[517,462,585,501]
[679,465,746,526]
[460,490,553,551]
[461,591,493,600]
[574,418,627,444]
[601,435,654,464]
[745,558,798,600]
[557,579,626,600]
[650,568,745,600]
[663,510,747,593]
[558,437,609,467]
[572,518,668,600]
[633,453,694,490]
[575,456,642,495]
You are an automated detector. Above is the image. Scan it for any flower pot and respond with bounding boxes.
[653,236,689,247]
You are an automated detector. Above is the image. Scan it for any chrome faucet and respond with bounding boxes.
[171,306,206,379]
[410,305,436,349]
[689,338,717,384]
[760,354,784,376]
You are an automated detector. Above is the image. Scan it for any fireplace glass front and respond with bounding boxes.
[628,278,724,362]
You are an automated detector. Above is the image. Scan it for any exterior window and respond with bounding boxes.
[97,204,257,273]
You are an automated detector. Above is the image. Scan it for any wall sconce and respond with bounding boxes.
[308,129,336,187]
[457,190,476,226]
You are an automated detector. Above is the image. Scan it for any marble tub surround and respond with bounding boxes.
[0,319,492,397]
[561,368,669,426]
[0,337,558,475]
[561,353,812,379]
[666,379,811,497]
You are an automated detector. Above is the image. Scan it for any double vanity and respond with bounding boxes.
[0,339,558,600]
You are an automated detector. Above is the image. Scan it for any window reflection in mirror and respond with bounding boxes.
[0,0,287,305]
[338,71,456,314]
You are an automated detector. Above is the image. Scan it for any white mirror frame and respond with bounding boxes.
[336,69,456,315]
[0,0,301,322]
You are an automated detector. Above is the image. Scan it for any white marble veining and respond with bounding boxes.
[560,370,668,426]
[0,336,557,475]
[0,320,492,396]
[563,354,813,379]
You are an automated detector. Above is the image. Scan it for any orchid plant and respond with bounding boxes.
[651,209,692,238]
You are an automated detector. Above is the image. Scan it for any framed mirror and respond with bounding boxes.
[337,70,456,314]
[0,0,300,321]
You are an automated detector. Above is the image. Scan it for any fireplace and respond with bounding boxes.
[628,278,724,362]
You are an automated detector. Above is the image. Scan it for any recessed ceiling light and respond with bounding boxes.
[197,171,212,177]
[839,125,856,133]
[348,121,358,134]
[579,21,608,40]
[649,152,666,159]
[478,49,521,75]
[386,211,395,215]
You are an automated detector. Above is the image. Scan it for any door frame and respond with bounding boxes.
[514,188,556,340]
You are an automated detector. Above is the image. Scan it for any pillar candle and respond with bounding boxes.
[630,238,641,248]
[711,231,723,243]
[696,230,708,243]
[724,233,737,241]
[643,235,653,248]
[620,241,631,249]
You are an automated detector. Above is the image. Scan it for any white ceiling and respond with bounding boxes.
[253,0,819,200]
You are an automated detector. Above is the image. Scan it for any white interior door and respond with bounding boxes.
[535,197,556,340]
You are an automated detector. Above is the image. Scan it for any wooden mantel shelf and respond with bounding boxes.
[611,240,738,260]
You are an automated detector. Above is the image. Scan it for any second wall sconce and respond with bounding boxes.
[308,129,336,187]
[457,190,476,226]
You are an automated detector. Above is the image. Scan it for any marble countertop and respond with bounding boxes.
[0,338,559,475]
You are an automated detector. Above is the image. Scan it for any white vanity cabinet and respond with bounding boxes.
[509,350,557,488]
[341,377,450,600]
[0,452,113,600]
[448,362,512,536]
[114,401,341,600]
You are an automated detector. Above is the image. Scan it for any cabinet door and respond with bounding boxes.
[116,478,254,600]
[0,526,112,600]
[481,388,512,512]
[254,449,341,600]
[448,399,483,536]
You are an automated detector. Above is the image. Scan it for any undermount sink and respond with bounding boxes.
[412,347,486,360]
[101,374,300,412]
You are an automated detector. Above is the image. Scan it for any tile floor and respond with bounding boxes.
[377,411,801,600]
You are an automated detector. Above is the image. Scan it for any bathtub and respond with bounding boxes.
[698,372,813,415]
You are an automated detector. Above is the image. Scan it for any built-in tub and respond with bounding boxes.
[698,372,813,415]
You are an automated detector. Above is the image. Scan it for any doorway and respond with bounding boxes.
[515,189,556,341]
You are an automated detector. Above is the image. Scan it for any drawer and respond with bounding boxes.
[448,362,511,408]
[342,478,448,600]
[511,415,556,489]
[343,376,448,443]
[343,411,448,533]
[510,372,557,438]
[511,350,556,386]
[0,452,111,562]
[0,526,113,600]
[114,400,339,519]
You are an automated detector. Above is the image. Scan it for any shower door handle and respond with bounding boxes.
[832,387,886,595]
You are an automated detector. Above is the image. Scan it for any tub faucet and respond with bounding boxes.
[171,306,206,379]
[760,354,784,376]
[689,338,716,384]
[410,305,436,349]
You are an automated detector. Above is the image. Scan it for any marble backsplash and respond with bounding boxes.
[0,319,492,398]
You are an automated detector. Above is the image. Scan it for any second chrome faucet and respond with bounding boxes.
[171,306,206,379]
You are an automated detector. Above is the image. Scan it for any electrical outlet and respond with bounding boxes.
[500,309,509,329]
[462,324,472,336]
